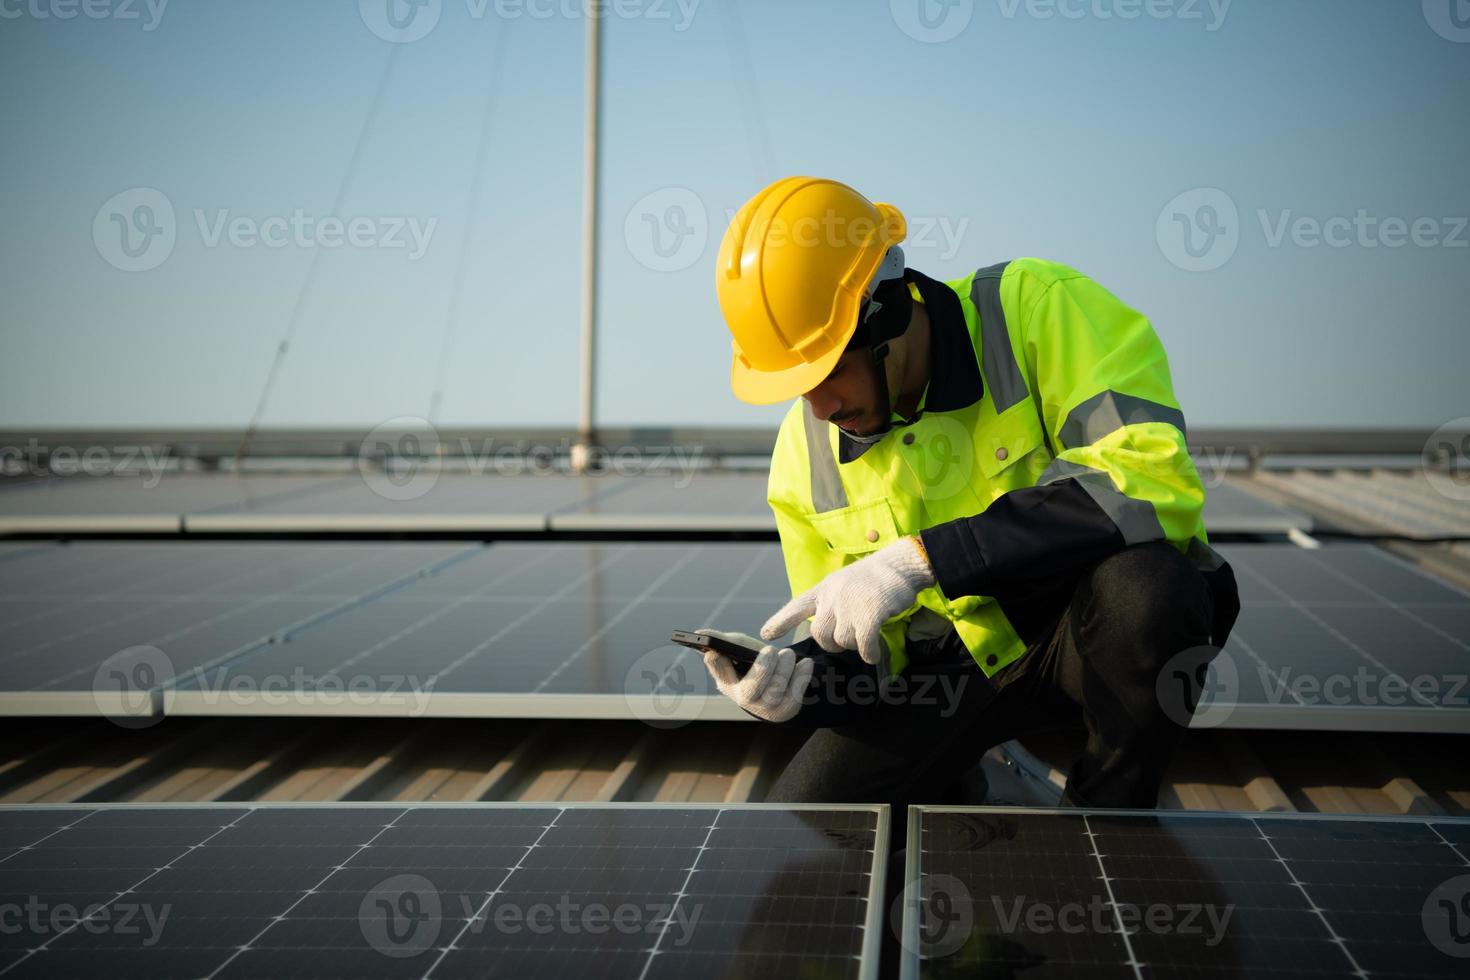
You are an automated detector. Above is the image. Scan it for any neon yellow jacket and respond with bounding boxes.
[767,258,1235,677]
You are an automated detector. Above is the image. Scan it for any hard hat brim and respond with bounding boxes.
[730,336,848,406]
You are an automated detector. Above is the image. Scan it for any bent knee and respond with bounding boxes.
[1084,542,1213,643]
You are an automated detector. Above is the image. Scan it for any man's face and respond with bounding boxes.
[802,348,887,436]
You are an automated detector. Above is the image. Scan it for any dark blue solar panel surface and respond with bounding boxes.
[169,543,787,716]
[905,807,1470,980]
[4,539,1468,732]
[0,543,473,707]
[1203,544,1470,729]
[0,804,883,980]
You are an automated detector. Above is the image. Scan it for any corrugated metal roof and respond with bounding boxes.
[3,718,1465,817]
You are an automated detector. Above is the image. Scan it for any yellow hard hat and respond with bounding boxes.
[716,176,907,405]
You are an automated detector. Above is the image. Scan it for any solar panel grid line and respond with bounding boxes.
[0,807,255,979]
[0,545,190,603]
[184,475,359,517]
[418,808,565,979]
[538,474,651,517]
[404,545,632,689]
[698,545,776,625]
[1328,544,1470,599]
[156,545,487,704]
[12,541,1467,731]
[0,803,885,980]
[0,811,92,866]
[0,544,476,718]
[292,547,566,682]
[1295,548,1470,655]
[1081,814,1146,980]
[262,545,486,647]
[1423,823,1470,867]
[1231,553,1442,710]
[2,551,284,678]
[1213,628,1308,707]
[633,807,721,980]
[36,548,425,693]
[528,546,704,694]
[0,546,258,644]
[64,546,479,698]
[1246,817,1368,978]
[906,807,1470,980]
[199,806,414,980]
[182,474,644,533]
[3,543,366,658]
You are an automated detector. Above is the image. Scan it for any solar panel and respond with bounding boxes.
[901,806,1470,979]
[0,543,475,719]
[1201,481,1312,534]
[184,474,630,533]
[166,543,787,721]
[0,803,887,979]
[13,538,1460,730]
[549,472,776,532]
[0,470,1308,536]
[1204,543,1470,733]
[161,542,1470,731]
[542,474,1309,535]
[0,544,47,564]
[0,474,352,534]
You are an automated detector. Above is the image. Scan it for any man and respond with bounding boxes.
[699,176,1239,810]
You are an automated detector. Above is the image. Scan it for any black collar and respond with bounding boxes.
[836,269,984,463]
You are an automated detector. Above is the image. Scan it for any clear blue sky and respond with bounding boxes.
[2,0,1467,430]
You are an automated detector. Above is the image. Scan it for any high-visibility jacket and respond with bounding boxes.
[767,258,1238,677]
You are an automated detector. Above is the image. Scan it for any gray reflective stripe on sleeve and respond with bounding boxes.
[802,399,848,513]
[1058,390,1188,450]
[1039,459,1165,546]
[969,262,1028,413]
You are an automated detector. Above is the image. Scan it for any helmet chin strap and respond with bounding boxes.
[841,245,910,443]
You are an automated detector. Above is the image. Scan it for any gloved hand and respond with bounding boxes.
[760,536,935,665]
[695,628,813,724]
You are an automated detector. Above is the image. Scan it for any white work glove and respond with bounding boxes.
[760,536,935,665]
[695,628,813,724]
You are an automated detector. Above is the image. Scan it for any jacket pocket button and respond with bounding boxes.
[866,529,879,543]
[994,447,1008,461]
[902,433,915,445]
[985,654,999,667]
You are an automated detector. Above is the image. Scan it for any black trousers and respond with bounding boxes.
[765,541,1223,816]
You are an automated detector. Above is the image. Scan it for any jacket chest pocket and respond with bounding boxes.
[975,403,1052,490]
[807,498,902,557]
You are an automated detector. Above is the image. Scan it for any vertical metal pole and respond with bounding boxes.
[572,7,602,473]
